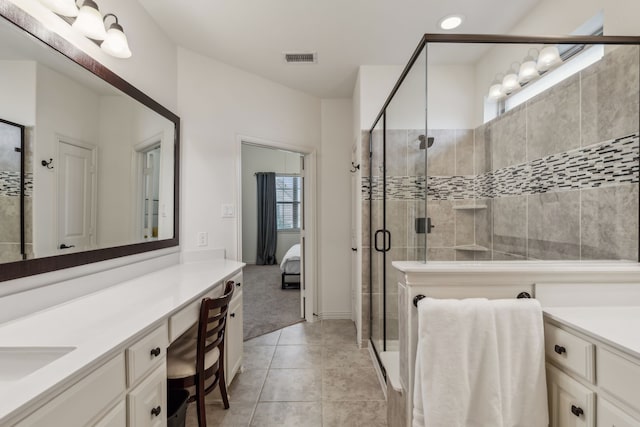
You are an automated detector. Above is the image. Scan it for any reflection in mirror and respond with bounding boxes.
[0,5,179,281]
[0,119,26,263]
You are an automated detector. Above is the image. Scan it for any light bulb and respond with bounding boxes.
[101,22,132,58]
[38,0,78,17]
[487,83,505,100]
[518,60,539,83]
[502,73,521,94]
[537,45,562,72]
[72,0,107,40]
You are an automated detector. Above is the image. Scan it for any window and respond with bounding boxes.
[275,175,301,230]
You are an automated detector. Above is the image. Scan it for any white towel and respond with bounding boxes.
[413,298,503,427]
[412,297,549,427]
[493,299,548,427]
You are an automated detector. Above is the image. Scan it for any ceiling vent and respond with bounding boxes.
[283,52,317,64]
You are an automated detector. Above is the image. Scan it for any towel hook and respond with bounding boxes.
[413,294,426,307]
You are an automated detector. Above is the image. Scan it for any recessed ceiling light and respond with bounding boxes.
[438,14,464,30]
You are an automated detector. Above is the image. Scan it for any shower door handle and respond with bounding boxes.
[375,230,391,252]
[374,230,384,252]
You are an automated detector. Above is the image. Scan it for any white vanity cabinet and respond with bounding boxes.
[0,261,245,426]
[225,272,244,386]
[544,318,640,427]
[15,353,126,427]
[15,323,169,427]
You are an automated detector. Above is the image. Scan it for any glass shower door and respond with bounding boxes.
[369,118,385,355]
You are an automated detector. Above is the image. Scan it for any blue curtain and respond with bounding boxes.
[256,172,277,265]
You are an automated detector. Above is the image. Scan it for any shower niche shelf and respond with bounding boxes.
[453,244,489,252]
[453,204,487,210]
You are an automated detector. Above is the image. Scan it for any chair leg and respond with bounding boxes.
[196,375,207,427]
[219,364,230,409]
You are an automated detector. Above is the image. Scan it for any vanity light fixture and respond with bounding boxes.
[39,0,132,58]
[438,14,464,31]
[101,14,132,59]
[38,0,78,17]
[72,0,107,40]
[518,49,540,83]
[501,62,521,94]
[537,45,562,72]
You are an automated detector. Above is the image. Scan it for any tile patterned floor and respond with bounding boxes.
[185,320,388,427]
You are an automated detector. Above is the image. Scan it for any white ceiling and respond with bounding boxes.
[139,0,541,98]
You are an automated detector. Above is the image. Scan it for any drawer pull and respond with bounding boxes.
[151,406,162,417]
[554,345,566,355]
[150,347,161,357]
[571,405,584,417]
[230,313,236,318]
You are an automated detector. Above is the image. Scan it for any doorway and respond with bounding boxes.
[239,140,314,341]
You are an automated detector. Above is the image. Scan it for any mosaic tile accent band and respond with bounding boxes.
[363,133,639,201]
[0,171,33,197]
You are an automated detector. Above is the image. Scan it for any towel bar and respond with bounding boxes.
[412,291,532,307]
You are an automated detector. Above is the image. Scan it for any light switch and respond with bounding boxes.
[222,204,235,218]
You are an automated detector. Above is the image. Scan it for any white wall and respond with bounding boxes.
[178,47,321,260]
[319,98,353,318]
[0,61,36,126]
[358,64,476,131]
[241,144,301,264]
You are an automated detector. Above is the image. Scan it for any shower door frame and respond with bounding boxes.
[367,33,640,374]
[0,118,26,260]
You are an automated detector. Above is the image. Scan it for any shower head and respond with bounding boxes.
[418,135,434,149]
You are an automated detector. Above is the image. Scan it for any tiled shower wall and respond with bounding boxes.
[360,45,639,347]
[426,46,639,261]
[0,125,33,263]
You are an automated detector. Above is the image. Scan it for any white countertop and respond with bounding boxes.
[0,259,244,423]
[544,306,640,359]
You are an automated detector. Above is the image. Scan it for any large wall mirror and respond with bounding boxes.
[0,3,180,282]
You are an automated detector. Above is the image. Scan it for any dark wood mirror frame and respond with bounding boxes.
[0,1,180,283]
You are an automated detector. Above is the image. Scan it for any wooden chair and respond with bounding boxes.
[167,281,235,427]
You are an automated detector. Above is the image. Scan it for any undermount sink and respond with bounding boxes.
[0,347,76,382]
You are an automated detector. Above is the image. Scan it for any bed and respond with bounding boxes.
[280,243,301,289]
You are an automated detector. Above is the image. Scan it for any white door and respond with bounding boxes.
[299,155,306,319]
[58,139,95,252]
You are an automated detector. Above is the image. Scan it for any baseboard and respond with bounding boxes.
[318,311,352,320]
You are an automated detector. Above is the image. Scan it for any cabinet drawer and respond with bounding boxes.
[597,397,640,427]
[544,323,595,382]
[229,271,243,295]
[93,400,126,427]
[127,323,168,387]
[17,353,125,427]
[169,284,222,342]
[598,347,640,413]
[546,363,595,427]
[127,361,167,427]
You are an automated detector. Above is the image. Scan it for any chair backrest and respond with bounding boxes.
[196,280,235,372]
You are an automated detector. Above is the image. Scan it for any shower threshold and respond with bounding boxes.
[379,351,401,392]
